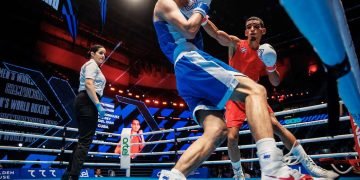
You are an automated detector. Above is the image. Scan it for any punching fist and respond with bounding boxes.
[257,43,277,72]
[138,129,145,144]
[180,0,211,19]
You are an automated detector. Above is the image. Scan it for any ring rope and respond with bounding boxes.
[0,116,351,148]
[0,152,356,167]
[0,134,353,157]
[239,116,350,135]
[0,116,349,147]
[0,131,118,146]
[0,146,119,156]
[176,116,350,142]
[0,117,121,137]
[0,102,343,138]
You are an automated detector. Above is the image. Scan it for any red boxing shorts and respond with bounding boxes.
[225,100,274,128]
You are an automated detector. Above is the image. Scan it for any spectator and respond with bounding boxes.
[108,169,115,177]
[94,168,103,177]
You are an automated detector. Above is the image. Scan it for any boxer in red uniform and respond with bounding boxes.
[203,16,339,179]
[115,119,145,159]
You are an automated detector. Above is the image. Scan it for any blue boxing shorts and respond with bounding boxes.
[174,49,245,124]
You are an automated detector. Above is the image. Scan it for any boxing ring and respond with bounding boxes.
[0,101,359,179]
[1,0,360,179]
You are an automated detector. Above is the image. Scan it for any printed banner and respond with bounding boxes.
[120,128,131,169]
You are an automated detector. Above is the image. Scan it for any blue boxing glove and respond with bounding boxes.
[257,43,277,72]
[181,0,211,18]
[96,103,106,118]
[180,0,198,18]
[193,1,209,18]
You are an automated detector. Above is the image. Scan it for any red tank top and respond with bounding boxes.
[229,40,265,82]
[131,135,142,154]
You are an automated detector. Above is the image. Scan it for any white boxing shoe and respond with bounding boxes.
[300,155,338,179]
[233,168,245,180]
[158,170,186,180]
[260,149,315,180]
[283,150,339,179]
[262,162,314,180]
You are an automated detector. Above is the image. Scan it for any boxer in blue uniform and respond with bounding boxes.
[153,0,313,179]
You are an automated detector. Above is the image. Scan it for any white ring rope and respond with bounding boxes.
[0,117,122,137]
[164,101,344,133]
[136,134,354,156]
[0,133,353,157]
[0,101,356,173]
[0,152,357,167]
[135,129,175,136]
[0,101,344,140]
[176,116,350,143]
[0,146,119,156]
[0,116,350,146]
[211,134,354,152]
[0,116,351,148]
[238,116,350,135]
[175,125,202,132]
[0,131,118,146]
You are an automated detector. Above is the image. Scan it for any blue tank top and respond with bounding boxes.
[153,21,204,64]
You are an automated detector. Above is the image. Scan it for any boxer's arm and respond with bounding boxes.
[156,0,204,39]
[203,20,239,48]
[267,70,280,87]
[228,45,235,62]
[114,144,121,154]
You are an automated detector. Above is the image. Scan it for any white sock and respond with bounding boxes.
[256,138,282,170]
[171,168,186,179]
[256,138,277,155]
[231,160,241,170]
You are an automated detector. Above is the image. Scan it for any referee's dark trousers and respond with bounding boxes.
[62,91,99,180]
